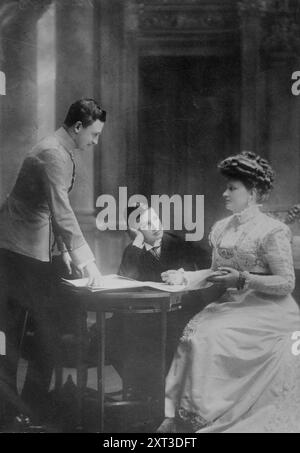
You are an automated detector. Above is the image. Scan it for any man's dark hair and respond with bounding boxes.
[64,98,106,128]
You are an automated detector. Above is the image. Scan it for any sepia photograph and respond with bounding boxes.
[0,0,300,435]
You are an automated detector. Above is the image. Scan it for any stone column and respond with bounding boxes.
[0,3,16,202]
[0,9,38,202]
[0,1,52,203]
[93,0,139,272]
[123,0,139,197]
[94,0,139,200]
[55,0,95,215]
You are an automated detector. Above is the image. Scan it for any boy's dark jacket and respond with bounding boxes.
[119,232,209,282]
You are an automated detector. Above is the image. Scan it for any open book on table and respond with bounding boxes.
[62,270,212,293]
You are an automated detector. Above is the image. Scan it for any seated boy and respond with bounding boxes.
[119,204,203,281]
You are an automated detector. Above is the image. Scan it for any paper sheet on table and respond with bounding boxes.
[62,274,186,293]
[183,269,214,290]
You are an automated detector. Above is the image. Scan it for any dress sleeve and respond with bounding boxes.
[245,226,295,296]
[209,221,222,271]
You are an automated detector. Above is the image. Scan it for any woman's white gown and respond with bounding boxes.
[164,206,300,432]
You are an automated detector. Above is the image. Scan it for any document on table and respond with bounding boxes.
[62,274,186,293]
[62,270,212,293]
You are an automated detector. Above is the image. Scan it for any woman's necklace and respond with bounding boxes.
[215,211,261,260]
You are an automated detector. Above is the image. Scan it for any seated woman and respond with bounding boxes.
[158,151,300,433]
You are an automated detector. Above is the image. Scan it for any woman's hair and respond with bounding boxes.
[218,151,275,200]
[64,98,106,128]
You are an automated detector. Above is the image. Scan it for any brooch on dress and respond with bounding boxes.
[217,247,234,259]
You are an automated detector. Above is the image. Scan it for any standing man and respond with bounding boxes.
[0,99,105,426]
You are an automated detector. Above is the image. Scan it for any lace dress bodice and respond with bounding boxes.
[186,206,295,296]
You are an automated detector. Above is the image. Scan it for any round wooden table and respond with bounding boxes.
[61,285,186,433]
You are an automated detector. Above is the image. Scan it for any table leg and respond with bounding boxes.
[76,308,87,431]
[96,311,106,433]
[121,313,135,401]
[159,303,168,420]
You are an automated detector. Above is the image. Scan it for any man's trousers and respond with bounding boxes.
[0,249,61,421]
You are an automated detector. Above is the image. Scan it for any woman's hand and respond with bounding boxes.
[207,267,239,289]
[161,269,185,285]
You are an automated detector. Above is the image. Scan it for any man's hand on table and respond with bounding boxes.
[61,251,73,275]
[83,261,103,287]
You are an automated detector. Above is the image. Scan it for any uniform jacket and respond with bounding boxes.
[0,127,94,265]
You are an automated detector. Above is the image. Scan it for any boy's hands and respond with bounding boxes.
[161,269,185,285]
[130,228,144,247]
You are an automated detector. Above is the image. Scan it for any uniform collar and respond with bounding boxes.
[232,205,262,225]
[55,126,78,158]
